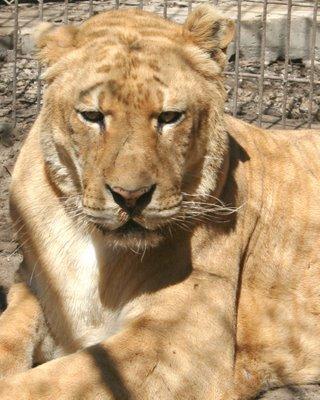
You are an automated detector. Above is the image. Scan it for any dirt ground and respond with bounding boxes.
[1,2,320,397]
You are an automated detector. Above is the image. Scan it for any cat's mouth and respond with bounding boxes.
[95,218,164,250]
[97,219,147,235]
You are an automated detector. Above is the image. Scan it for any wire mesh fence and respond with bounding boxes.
[0,0,319,131]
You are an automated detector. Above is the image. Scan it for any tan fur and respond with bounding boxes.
[0,283,45,377]
[0,6,320,399]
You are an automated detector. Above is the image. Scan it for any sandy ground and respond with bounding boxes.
[259,385,320,399]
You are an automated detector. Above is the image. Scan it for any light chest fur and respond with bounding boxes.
[23,207,132,357]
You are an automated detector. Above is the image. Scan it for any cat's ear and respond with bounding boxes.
[34,22,78,66]
[184,5,234,66]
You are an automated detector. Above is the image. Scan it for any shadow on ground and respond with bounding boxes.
[258,385,320,399]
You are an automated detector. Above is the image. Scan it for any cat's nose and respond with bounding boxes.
[107,184,156,214]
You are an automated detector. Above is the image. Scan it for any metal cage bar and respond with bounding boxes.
[232,0,242,117]
[64,0,69,23]
[12,0,19,126]
[36,0,44,114]
[281,0,292,128]
[89,0,94,16]
[308,0,319,128]
[163,0,168,18]
[257,0,267,127]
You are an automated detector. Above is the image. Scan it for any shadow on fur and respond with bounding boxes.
[0,287,7,313]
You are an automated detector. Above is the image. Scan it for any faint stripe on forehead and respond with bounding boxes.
[79,82,105,100]
[78,82,105,109]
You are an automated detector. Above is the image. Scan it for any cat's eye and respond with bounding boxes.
[79,111,105,125]
[157,111,183,126]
